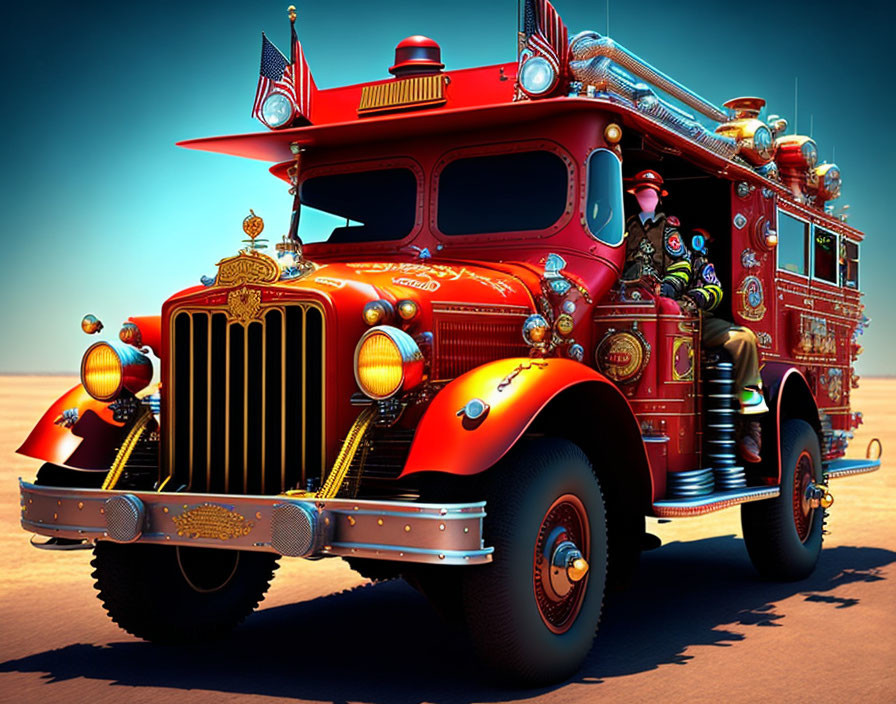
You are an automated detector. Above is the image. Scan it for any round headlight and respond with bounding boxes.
[801,140,818,168]
[522,314,550,347]
[354,326,424,400]
[519,56,557,96]
[752,126,773,160]
[261,92,295,129]
[81,341,153,402]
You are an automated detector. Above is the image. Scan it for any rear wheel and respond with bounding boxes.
[741,419,824,580]
[460,438,607,685]
[92,542,279,642]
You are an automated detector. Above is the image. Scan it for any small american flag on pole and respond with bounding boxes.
[290,20,316,120]
[251,33,296,120]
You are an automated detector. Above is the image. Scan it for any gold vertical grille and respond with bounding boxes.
[358,74,447,115]
[165,302,326,495]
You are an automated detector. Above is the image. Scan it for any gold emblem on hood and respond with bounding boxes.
[216,251,280,287]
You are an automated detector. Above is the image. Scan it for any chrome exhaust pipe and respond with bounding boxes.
[569,31,728,123]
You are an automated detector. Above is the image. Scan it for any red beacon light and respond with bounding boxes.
[389,35,444,77]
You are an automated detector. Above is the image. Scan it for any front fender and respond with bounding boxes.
[17,384,128,470]
[402,357,640,478]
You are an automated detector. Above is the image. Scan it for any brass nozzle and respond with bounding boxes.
[567,557,589,582]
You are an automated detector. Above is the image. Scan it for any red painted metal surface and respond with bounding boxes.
[402,357,648,480]
[17,385,126,470]
[127,315,162,357]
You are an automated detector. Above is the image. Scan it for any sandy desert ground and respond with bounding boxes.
[0,375,893,703]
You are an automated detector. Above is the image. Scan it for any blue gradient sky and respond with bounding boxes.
[1,0,892,374]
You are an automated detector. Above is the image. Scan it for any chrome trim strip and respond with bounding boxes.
[824,458,881,480]
[18,480,492,566]
[653,486,780,518]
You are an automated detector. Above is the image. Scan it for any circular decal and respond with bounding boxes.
[665,231,685,257]
[737,275,767,321]
[595,330,650,384]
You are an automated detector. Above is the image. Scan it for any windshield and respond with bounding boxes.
[298,167,417,244]
[437,150,569,235]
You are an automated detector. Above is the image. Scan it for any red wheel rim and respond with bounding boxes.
[533,494,590,634]
[792,451,815,543]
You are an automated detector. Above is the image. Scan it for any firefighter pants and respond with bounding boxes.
[702,317,763,390]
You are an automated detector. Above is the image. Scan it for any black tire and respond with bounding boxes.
[460,438,607,685]
[741,419,824,580]
[91,542,279,643]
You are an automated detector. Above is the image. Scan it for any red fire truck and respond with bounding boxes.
[17,1,880,685]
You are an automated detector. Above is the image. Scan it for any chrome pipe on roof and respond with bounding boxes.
[571,55,737,159]
[569,31,729,123]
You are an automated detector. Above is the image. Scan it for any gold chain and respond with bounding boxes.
[101,409,154,491]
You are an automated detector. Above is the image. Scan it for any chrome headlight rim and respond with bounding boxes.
[801,140,818,168]
[752,125,773,161]
[519,56,558,97]
[80,340,153,402]
[261,91,296,129]
[353,325,424,401]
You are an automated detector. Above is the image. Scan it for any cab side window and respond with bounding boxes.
[777,211,809,275]
[814,228,837,283]
[585,149,624,246]
[841,239,859,288]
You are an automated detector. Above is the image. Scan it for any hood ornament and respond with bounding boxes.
[201,210,314,287]
[241,209,268,250]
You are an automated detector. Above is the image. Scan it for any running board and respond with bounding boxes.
[824,458,881,480]
[653,486,780,518]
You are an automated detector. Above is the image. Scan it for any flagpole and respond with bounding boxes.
[287,5,302,245]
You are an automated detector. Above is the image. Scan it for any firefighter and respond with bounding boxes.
[621,170,692,297]
[686,228,766,462]
[622,169,767,462]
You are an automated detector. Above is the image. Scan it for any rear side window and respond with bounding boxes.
[840,239,859,288]
[777,212,809,275]
[814,228,837,283]
[437,151,568,235]
[585,149,624,246]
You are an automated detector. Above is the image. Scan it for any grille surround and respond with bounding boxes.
[164,302,326,495]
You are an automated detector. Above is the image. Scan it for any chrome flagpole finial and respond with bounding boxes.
[288,5,296,22]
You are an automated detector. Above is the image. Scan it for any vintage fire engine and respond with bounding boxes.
[18,1,881,684]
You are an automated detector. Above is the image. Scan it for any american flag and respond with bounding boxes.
[518,0,569,93]
[252,33,296,120]
[290,22,315,120]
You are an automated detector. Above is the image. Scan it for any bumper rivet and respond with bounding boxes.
[439,523,445,531]
[77,502,84,510]
[404,524,411,532]
[377,518,384,525]
[348,516,356,526]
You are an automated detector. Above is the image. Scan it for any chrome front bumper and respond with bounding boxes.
[19,480,493,566]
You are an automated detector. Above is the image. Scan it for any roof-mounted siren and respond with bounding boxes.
[715,97,776,167]
[389,36,444,77]
[774,134,819,202]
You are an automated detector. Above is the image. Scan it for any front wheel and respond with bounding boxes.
[741,419,824,580]
[92,542,279,642]
[460,438,607,685]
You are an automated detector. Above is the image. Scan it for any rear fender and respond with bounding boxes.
[17,385,128,470]
[760,363,821,484]
[402,357,653,508]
